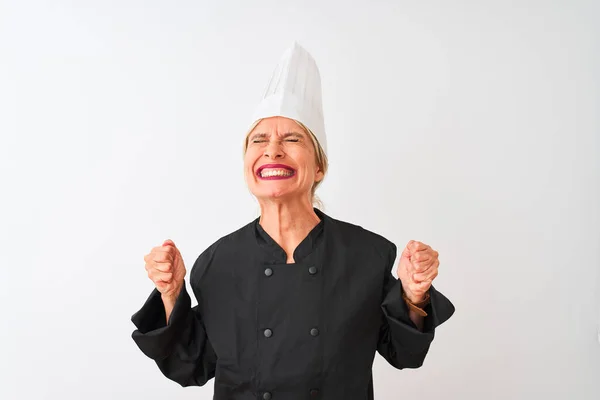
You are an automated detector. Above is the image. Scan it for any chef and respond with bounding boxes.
[131,42,455,400]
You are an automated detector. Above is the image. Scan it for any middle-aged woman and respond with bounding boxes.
[132,42,455,400]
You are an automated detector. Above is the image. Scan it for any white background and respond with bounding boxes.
[1,0,599,399]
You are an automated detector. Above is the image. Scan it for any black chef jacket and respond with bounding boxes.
[131,207,455,400]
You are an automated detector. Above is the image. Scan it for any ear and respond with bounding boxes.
[315,169,325,183]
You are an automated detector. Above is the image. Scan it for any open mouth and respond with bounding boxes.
[256,164,296,180]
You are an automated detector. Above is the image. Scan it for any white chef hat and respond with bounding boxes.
[247,41,327,156]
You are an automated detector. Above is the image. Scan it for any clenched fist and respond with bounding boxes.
[397,240,440,303]
[143,239,186,301]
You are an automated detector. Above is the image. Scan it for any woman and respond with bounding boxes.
[132,42,454,400]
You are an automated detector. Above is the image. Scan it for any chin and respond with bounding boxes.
[258,190,293,200]
[251,187,298,201]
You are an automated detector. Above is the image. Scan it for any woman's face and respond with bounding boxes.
[244,116,324,203]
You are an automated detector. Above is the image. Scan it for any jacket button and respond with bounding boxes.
[308,266,318,275]
[310,388,319,396]
[310,328,319,337]
[262,392,272,400]
[264,268,273,277]
[264,329,273,338]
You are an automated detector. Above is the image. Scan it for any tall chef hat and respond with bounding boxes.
[247,41,327,156]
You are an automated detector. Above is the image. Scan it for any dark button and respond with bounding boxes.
[310,328,319,337]
[262,392,272,400]
[310,388,319,396]
[308,266,318,275]
[263,328,273,338]
[264,268,273,277]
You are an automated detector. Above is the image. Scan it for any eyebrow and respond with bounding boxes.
[249,131,305,141]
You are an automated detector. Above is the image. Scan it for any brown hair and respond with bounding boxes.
[243,119,329,209]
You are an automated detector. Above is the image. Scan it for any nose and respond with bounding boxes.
[263,140,284,159]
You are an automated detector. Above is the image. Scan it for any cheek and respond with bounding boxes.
[296,164,319,184]
[243,151,259,170]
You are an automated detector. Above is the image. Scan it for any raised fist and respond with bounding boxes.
[143,239,186,300]
[397,240,440,303]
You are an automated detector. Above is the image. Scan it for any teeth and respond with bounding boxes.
[260,169,294,178]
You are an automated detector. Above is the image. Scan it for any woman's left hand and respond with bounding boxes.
[397,240,439,303]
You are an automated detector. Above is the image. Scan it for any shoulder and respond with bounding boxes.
[189,219,256,284]
[326,213,397,264]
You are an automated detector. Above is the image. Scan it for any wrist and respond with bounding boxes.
[401,289,431,317]
[161,290,180,306]
[405,293,426,303]
[401,287,426,304]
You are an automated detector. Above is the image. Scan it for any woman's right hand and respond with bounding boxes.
[144,239,186,301]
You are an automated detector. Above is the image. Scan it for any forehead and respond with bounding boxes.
[249,116,306,136]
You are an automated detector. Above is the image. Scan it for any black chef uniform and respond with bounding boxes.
[131,207,455,399]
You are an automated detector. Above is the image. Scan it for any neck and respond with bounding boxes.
[257,198,321,262]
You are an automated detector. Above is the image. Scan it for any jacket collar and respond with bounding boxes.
[254,207,327,264]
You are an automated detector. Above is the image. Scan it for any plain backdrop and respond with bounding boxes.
[1,1,599,399]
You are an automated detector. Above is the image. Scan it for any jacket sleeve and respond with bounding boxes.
[131,252,217,387]
[377,241,455,369]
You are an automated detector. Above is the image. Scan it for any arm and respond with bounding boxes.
[408,307,425,332]
[131,251,217,387]
[377,243,455,369]
[162,293,177,324]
